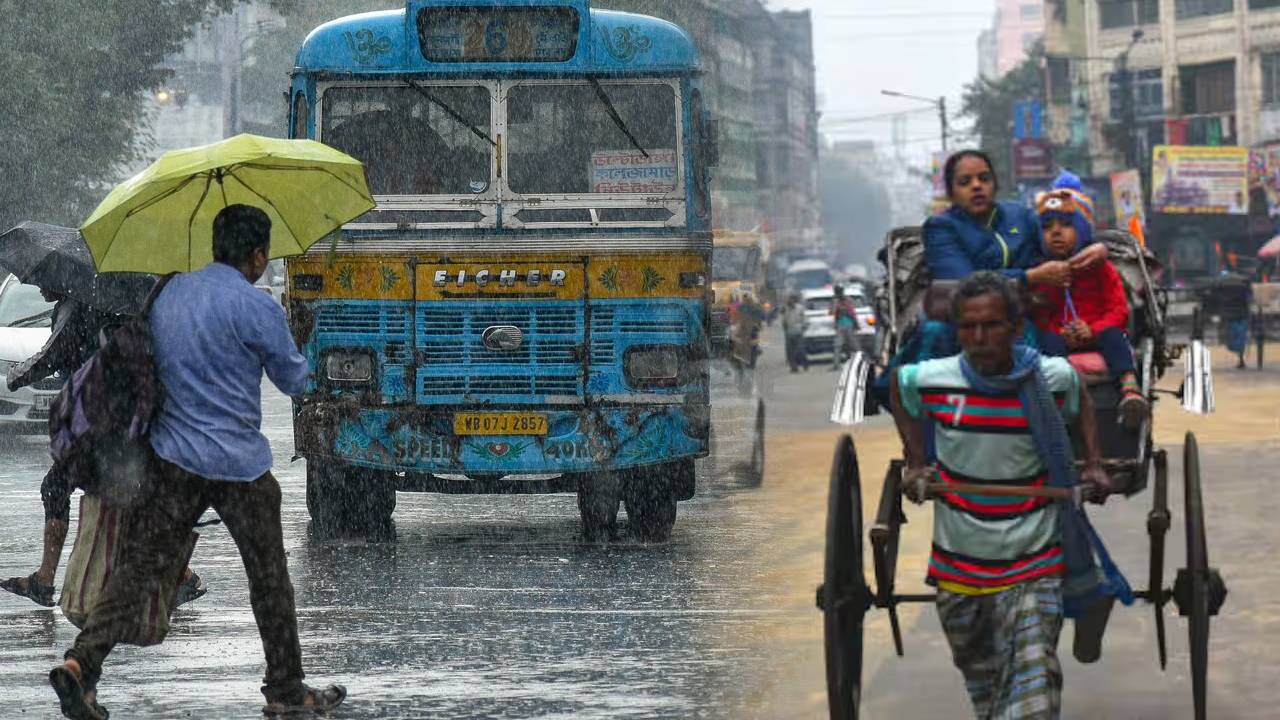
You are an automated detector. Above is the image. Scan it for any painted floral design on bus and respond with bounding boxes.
[344,29,393,64]
[603,26,652,63]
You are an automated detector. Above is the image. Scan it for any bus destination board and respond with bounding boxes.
[418,7,579,63]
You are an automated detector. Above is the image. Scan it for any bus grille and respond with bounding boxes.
[417,304,584,403]
[313,301,694,403]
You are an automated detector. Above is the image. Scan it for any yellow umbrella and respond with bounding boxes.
[81,134,375,273]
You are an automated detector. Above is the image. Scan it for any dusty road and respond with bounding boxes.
[0,334,1277,719]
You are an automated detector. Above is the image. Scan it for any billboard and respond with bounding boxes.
[1151,145,1249,215]
[1012,139,1053,180]
[1110,169,1145,228]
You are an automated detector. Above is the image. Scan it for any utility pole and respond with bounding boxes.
[881,89,949,153]
[938,96,949,153]
[1116,29,1145,170]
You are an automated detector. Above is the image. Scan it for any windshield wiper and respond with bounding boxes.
[407,81,497,147]
[9,309,54,328]
[588,79,649,159]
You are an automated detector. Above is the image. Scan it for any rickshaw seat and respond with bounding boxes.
[1067,352,1113,386]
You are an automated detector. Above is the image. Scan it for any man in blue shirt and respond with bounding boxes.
[50,205,345,719]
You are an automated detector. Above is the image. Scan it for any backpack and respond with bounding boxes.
[48,274,175,502]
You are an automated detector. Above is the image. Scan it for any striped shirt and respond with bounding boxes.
[898,355,1080,594]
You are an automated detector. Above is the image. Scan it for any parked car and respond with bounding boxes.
[0,274,58,434]
[801,287,876,361]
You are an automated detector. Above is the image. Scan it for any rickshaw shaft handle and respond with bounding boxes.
[926,482,1075,500]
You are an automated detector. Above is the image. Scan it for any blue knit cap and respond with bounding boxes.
[1036,170,1095,253]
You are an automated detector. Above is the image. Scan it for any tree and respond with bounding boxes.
[819,154,892,267]
[958,44,1045,194]
[0,1,295,234]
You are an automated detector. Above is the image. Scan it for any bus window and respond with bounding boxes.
[690,89,709,218]
[321,85,492,196]
[292,91,308,139]
[712,246,759,282]
[507,82,678,195]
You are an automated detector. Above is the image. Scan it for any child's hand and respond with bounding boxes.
[1063,321,1092,350]
[1072,321,1094,345]
[1027,260,1073,288]
[1070,243,1109,271]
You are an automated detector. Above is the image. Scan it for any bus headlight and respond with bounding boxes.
[324,350,375,384]
[625,346,683,387]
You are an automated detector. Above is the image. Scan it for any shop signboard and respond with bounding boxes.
[1151,145,1249,215]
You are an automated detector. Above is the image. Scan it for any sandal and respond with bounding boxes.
[263,684,346,716]
[1,572,56,607]
[49,665,109,720]
[173,571,207,608]
[1118,391,1149,431]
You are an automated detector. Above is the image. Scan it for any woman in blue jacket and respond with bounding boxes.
[924,151,1105,286]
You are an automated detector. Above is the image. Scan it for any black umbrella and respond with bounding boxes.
[0,222,156,315]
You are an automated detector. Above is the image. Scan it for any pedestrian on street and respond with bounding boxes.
[830,285,860,369]
[49,205,345,720]
[1219,272,1253,369]
[890,272,1114,719]
[1,290,205,608]
[782,292,808,372]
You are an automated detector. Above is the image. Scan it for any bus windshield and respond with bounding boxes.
[507,82,679,195]
[788,268,832,291]
[322,85,492,196]
[713,247,759,282]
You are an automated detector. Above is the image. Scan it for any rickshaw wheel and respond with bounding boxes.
[1175,432,1226,720]
[1147,449,1170,670]
[821,435,869,720]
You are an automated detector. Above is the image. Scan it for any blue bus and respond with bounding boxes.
[285,0,716,541]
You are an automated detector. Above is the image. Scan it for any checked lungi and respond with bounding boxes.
[936,578,1064,719]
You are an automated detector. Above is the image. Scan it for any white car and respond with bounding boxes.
[0,274,58,433]
[801,287,876,361]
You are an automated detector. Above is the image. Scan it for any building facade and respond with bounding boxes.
[598,0,823,256]
[1072,0,1280,174]
[981,0,1047,79]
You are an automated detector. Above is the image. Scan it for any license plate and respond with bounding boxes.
[454,412,548,436]
[33,395,54,411]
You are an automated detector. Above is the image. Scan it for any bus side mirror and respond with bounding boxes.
[704,116,720,168]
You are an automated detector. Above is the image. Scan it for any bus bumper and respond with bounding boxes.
[295,400,710,476]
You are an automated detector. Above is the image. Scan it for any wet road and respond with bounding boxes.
[3,333,1278,719]
[1,337,789,719]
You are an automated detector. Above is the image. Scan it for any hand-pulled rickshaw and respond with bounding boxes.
[818,227,1227,719]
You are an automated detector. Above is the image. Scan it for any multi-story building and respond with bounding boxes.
[755,10,822,256]
[1073,0,1280,174]
[150,3,281,155]
[980,0,1047,79]
[598,0,822,256]
[979,28,1000,80]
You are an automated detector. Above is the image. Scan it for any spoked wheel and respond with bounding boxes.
[818,435,869,719]
[1173,433,1227,720]
[1146,449,1170,670]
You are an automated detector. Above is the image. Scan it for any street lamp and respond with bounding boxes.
[1115,29,1145,170]
[881,89,949,152]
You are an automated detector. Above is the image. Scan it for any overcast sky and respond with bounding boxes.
[769,0,996,151]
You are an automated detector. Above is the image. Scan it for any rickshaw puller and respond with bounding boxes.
[890,272,1111,719]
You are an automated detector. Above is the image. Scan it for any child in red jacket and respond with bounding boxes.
[1032,184,1149,428]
